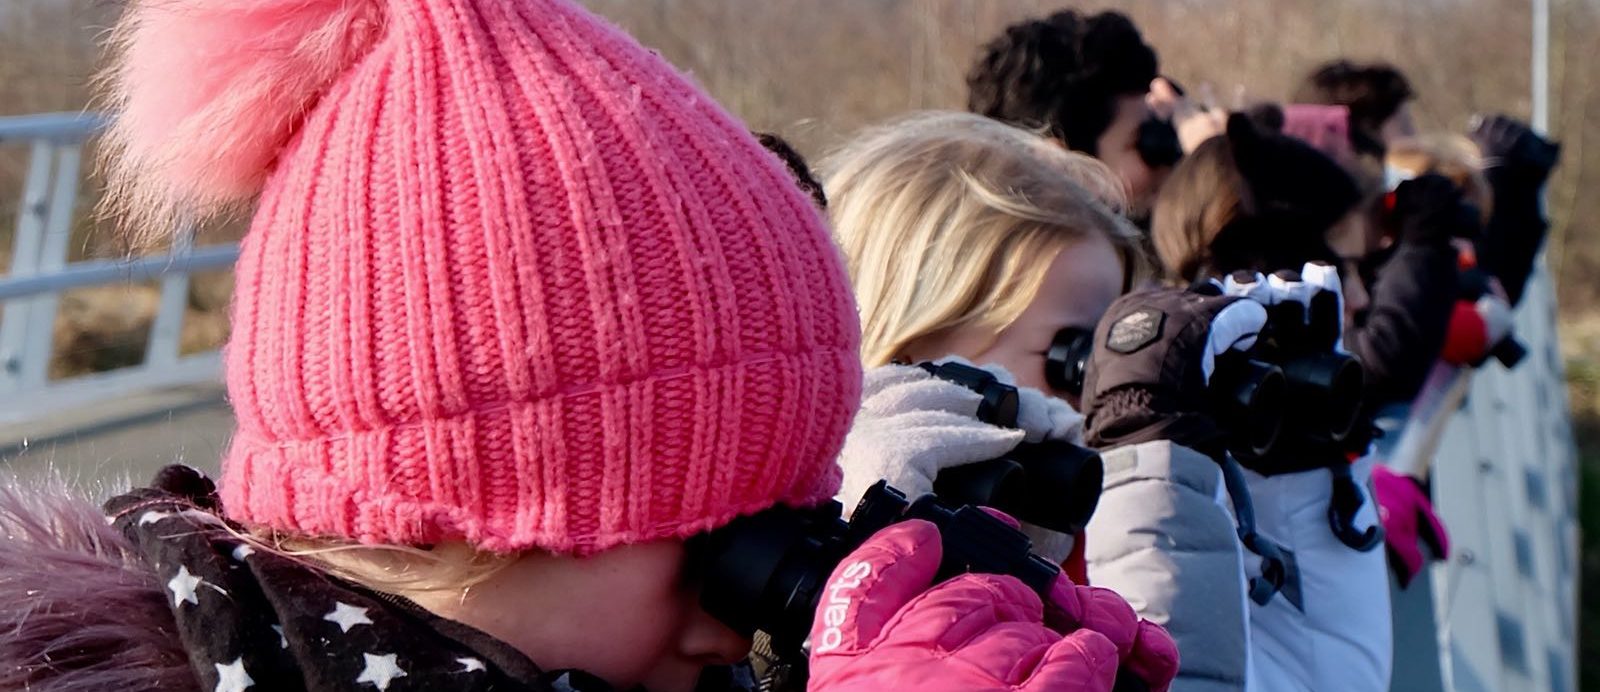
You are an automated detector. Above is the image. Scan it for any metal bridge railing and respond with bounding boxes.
[0,113,240,425]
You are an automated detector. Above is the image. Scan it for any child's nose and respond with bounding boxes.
[681,609,753,666]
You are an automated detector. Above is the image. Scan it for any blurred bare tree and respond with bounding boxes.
[579,0,1595,323]
[3,0,1594,315]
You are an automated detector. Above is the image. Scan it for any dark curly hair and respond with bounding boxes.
[755,132,827,210]
[1294,60,1414,158]
[966,10,1158,156]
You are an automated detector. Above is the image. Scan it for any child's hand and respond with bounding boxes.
[1148,78,1231,154]
[834,365,1024,516]
[1371,465,1450,588]
[1082,288,1269,459]
[806,519,1178,692]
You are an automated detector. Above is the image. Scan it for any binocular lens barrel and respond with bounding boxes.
[1045,328,1095,397]
[921,359,1105,534]
[694,508,831,650]
[1007,441,1104,535]
[1279,353,1365,443]
[933,459,1028,519]
[1211,358,1288,459]
[693,483,1060,659]
[931,442,1104,535]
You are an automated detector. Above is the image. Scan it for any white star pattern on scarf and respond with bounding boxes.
[271,624,288,649]
[324,602,374,633]
[458,657,486,673]
[168,565,202,607]
[139,510,172,526]
[214,657,254,692]
[356,653,407,690]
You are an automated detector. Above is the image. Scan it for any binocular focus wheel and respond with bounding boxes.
[920,362,1020,427]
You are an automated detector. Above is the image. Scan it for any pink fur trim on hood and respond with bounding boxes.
[0,477,199,692]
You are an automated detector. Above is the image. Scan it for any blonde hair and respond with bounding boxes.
[823,111,1141,367]
[247,529,517,596]
[1387,135,1493,221]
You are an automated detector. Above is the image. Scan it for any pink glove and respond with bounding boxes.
[1372,465,1451,588]
[983,508,1177,688]
[807,519,1179,692]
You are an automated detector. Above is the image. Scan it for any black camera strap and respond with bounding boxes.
[1219,454,1304,610]
[1328,464,1384,552]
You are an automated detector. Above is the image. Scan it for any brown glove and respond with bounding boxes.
[1082,287,1268,460]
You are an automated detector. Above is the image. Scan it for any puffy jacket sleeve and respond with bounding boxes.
[1348,241,1458,408]
[1084,441,1251,692]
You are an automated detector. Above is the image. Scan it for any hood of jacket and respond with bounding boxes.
[0,465,647,692]
[0,471,197,692]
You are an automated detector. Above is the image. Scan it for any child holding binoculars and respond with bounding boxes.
[0,1,1177,691]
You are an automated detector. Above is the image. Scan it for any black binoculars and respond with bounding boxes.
[691,481,1059,657]
[1137,116,1184,169]
[918,361,1104,535]
[1205,283,1366,461]
[1046,327,1096,398]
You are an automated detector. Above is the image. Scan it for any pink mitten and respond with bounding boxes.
[808,520,1166,692]
[1044,580,1180,691]
[982,508,1180,691]
[1372,465,1451,588]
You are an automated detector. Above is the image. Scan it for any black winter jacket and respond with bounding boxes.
[1348,239,1459,415]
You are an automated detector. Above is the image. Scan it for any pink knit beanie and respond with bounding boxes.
[1280,104,1357,167]
[100,0,861,554]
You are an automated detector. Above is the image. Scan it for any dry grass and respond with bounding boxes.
[2,5,1596,368]
[5,0,1597,315]
[581,0,1600,321]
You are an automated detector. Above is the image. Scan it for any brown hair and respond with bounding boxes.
[966,10,1157,154]
[1151,137,1253,282]
[1152,115,1361,282]
[756,132,828,210]
[1295,60,1415,158]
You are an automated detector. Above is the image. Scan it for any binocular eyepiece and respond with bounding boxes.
[1046,327,1095,398]
[691,481,1059,657]
[919,361,1104,535]
[1207,286,1366,460]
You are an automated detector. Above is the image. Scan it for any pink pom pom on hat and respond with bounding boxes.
[101,0,862,554]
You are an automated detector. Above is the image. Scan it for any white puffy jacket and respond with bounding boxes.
[1245,457,1391,691]
[1087,441,1392,692]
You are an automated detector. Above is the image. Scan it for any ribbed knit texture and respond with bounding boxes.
[214,0,861,554]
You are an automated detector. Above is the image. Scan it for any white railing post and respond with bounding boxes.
[16,143,83,391]
[0,112,239,426]
[146,229,196,369]
[0,140,57,393]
